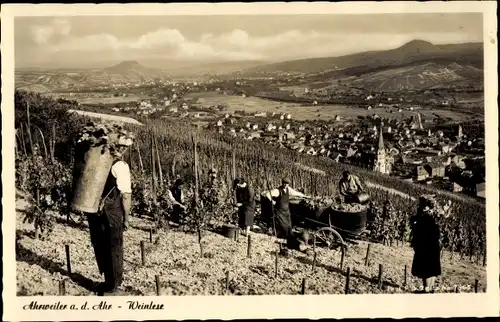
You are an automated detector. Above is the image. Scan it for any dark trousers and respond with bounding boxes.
[87,210,124,291]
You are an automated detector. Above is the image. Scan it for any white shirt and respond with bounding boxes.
[111,161,132,194]
[166,189,184,206]
[262,186,306,200]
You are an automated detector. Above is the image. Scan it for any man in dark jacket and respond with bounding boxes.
[87,144,132,296]
[233,178,255,235]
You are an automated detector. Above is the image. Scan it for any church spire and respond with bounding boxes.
[378,125,385,151]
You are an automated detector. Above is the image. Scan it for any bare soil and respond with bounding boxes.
[16,197,486,296]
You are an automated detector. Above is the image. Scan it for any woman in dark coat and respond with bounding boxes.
[410,195,442,293]
[233,178,255,235]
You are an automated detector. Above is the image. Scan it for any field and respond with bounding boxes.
[16,196,486,296]
[49,93,148,105]
[185,92,472,122]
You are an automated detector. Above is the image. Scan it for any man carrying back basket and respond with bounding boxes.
[72,123,134,296]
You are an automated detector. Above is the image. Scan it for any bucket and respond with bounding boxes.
[221,224,239,239]
[71,145,114,213]
[355,193,371,204]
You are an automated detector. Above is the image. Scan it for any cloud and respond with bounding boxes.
[31,18,71,44]
[37,27,478,62]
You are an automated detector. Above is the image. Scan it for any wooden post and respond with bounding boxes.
[59,279,66,295]
[193,137,199,204]
[345,267,351,294]
[136,143,144,174]
[455,286,459,293]
[151,137,157,205]
[50,122,55,161]
[365,244,371,266]
[247,234,252,258]
[404,265,407,288]
[378,264,383,290]
[340,245,345,271]
[26,103,35,159]
[154,135,163,185]
[65,245,72,275]
[155,275,161,296]
[34,188,41,239]
[301,278,306,295]
[232,150,236,180]
[149,229,153,243]
[232,150,237,204]
[141,241,146,266]
[312,252,317,272]
[474,280,479,293]
[19,125,27,156]
[225,271,230,294]
[274,250,279,278]
[36,127,48,159]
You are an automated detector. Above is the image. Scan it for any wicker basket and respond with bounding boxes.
[71,145,114,213]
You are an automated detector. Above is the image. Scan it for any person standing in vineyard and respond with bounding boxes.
[338,171,365,203]
[233,178,255,236]
[87,143,132,296]
[262,178,309,254]
[410,195,442,293]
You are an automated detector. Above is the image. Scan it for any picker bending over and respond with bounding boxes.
[167,179,186,209]
[338,170,365,203]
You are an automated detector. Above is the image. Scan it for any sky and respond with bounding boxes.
[15,13,483,69]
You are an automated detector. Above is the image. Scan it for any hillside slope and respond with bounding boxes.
[327,61,483,91]
[241,40,483,74]
[15,197,486,296]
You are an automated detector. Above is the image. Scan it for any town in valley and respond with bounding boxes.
[17,39,485,199]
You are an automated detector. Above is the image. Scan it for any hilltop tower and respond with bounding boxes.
[373,125,391,174]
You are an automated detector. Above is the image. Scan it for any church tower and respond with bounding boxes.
[374,125,390,174]
[457,124,463,140]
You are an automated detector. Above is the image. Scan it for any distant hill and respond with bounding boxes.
[238,40,483,91]
[241,40,483,75]
[100,60,167,79]
[15,60,168,91]
[165,60,268,77]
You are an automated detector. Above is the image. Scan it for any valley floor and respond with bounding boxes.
[15,197,486,296]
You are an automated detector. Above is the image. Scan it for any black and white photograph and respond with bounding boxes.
[2,2,498,320]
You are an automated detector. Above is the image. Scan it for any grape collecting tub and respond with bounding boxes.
[294,201,369,250]
[261,198,370,251]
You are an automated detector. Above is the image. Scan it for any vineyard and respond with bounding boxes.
[14,90,487,295]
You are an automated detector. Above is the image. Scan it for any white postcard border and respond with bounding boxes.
[2,2,498,320]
